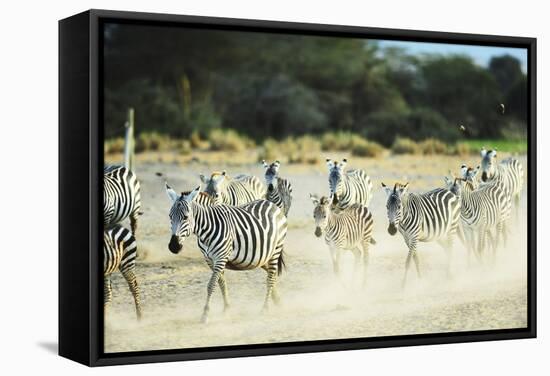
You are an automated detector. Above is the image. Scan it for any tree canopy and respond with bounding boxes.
[104,23,528,145]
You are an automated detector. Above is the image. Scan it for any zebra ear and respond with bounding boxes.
[326,158,334,170]
[165,182,179,203]
[199,174,208,184]
[185,185,201,202]
[399,183,409,195]
[381,182,392,197]
[309,193,320,206]
[262,160,269,168]
[481,147,487,157]
[339,159,347,170]
[489,150,497,158]
[444,176,452,187]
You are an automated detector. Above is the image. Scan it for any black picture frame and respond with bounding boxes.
[59,9,537,367]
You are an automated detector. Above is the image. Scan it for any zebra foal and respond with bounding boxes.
[166,183,287,323]
[382,182,461,287]
[104,225,142,319]
[310,195,375,287]
[262,160,293,216]
[326,158,372,210]
[104,165,141,235]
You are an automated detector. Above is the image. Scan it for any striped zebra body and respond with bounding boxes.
[455,165,512,260]
[326,159,372,210]
[383,183,460,286]
[200,171,265,205]
[104,165,141,235]
[480,149,524,219]
[103,225,142,319]
[166,184,287,323]
[310,195,375,286]
[262,160,293,216]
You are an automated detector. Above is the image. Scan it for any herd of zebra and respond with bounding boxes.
[103,148,524,324]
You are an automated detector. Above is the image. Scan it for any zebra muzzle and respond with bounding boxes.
[315,227,323,238]
[168,235,182,253]
[387,223,397,236]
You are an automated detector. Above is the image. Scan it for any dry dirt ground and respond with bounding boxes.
[103,152,528,353]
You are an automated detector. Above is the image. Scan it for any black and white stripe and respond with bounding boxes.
[200,170,265,206]
[382,182,461,286]
[326,158,372,210]
[104,165,141,235]
[479,148,524,218]
[262,160,293,216]
[310,195,375,287]
[104,225,142,319]
[166,183,287,323]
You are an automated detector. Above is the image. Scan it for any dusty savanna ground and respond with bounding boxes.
[104,151,528,353]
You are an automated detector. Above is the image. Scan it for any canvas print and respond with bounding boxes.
[102,22,529,353]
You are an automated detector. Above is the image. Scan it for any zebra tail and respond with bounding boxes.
[370,237,377,245]
[277,250,286,276]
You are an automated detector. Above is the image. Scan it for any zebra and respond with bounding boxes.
[104,225,142,320]
[165,183,287,324]
[310,194,375,287]
[262,160,293,216]
[449,165,511,261]
[104,165,141,235]
[326,158,372,210]
[199,170,266,206]
[382,182,461,287]
[479,148,524,219]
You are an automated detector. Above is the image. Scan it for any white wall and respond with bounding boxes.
[0,0,546,374]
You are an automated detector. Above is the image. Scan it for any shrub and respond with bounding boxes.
[454,142,474,156]
[208,129,254,152]
[104,138,125,154]
[392,137,421,155]
[321,132,354,151]
[190,131,209,149]
[135,132,171,153]
[289,136,321,164]
[351,138,385,157]
[175,140,192,155]
[419,138,448,155]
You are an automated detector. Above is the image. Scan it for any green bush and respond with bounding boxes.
[208,129,254,152]
[419,138,448,155]
[392,137,421,155]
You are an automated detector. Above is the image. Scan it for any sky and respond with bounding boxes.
[378,40,528,72]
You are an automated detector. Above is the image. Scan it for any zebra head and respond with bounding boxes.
[382,182,409,236]
[461,165,480,190]
[310,194,330,238]
[444,175,463,196]
[166,183,201,254]
[480,147,498,182]
[262,160,281,193]
[200,171,227,204]
[326,158,347,205]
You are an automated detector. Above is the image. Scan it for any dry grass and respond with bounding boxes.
[392,137,421,155]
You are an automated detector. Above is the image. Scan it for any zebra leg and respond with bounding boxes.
[262,265,281,306]
[262,257,280,312]
[352,248,362,287]
[438,237,453,278]
[217,271,230,313]
[329,246,342,281]
[130,211,138,236]
[104,276,112,313]
[361,243,370,289]
[202,270,222,324]
[121,268,142,320]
